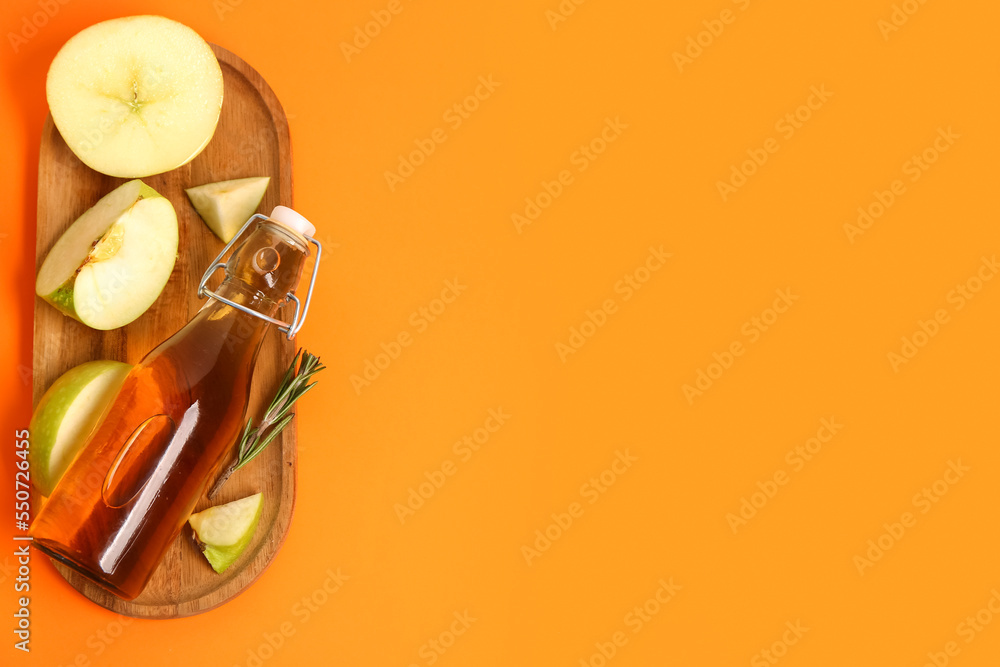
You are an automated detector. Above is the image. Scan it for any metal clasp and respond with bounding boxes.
[197,213,323,340]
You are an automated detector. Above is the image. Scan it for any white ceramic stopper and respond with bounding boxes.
[269,205,316,238]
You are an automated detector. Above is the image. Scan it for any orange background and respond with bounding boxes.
[3,0,1000,665]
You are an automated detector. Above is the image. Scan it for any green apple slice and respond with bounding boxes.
[46,15,224,178]
[29,360,131,496]
[188,493,264,574]
[36,179,178,330]
[185,176,271,242]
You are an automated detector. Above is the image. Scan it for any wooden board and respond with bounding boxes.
[32,44,297,618]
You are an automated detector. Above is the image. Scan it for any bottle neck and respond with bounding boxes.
[194,285,274,361]
[214,277,285,321]
[204,219,310,337]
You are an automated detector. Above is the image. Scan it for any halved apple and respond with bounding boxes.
[36,179,178,330]
[29,360,132,496]
[186,176,270,243]
[46,15,224,178]
[188,493,264,574]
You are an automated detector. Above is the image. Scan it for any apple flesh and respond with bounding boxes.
[186,176,271,243]
[188,493,264,574]
[29,360,132,497]
[46,15,224,178]
[36,179,178,330]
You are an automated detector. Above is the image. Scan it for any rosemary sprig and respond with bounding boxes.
[208,349,324,499]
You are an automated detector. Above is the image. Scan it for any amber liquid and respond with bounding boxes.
[30,221,308,600]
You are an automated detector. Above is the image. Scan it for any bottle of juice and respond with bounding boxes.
[30,206,320,600]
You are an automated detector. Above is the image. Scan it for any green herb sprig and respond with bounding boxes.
[208,349,324,498]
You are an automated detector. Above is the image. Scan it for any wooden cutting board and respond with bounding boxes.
[33,44,297,618]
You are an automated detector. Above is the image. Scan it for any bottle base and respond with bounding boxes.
[32,538,140,601]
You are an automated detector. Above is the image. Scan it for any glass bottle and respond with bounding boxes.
[30,206,319,600]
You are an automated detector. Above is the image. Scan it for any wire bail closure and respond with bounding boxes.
[197,214,322,340]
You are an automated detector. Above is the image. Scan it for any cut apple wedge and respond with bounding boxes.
[36,179,178,330]
[46,15,224,178]
[29,360,132,497]
[185,176,270,243]
[188,493,264,574]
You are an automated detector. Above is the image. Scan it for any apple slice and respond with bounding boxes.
[29,360,132,496]
[46,15,224,178]
[185,177,271,242]
[36,179,178,330]
[188,493,264,574]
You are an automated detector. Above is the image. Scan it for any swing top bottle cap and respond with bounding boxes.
[268,206,315,238]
